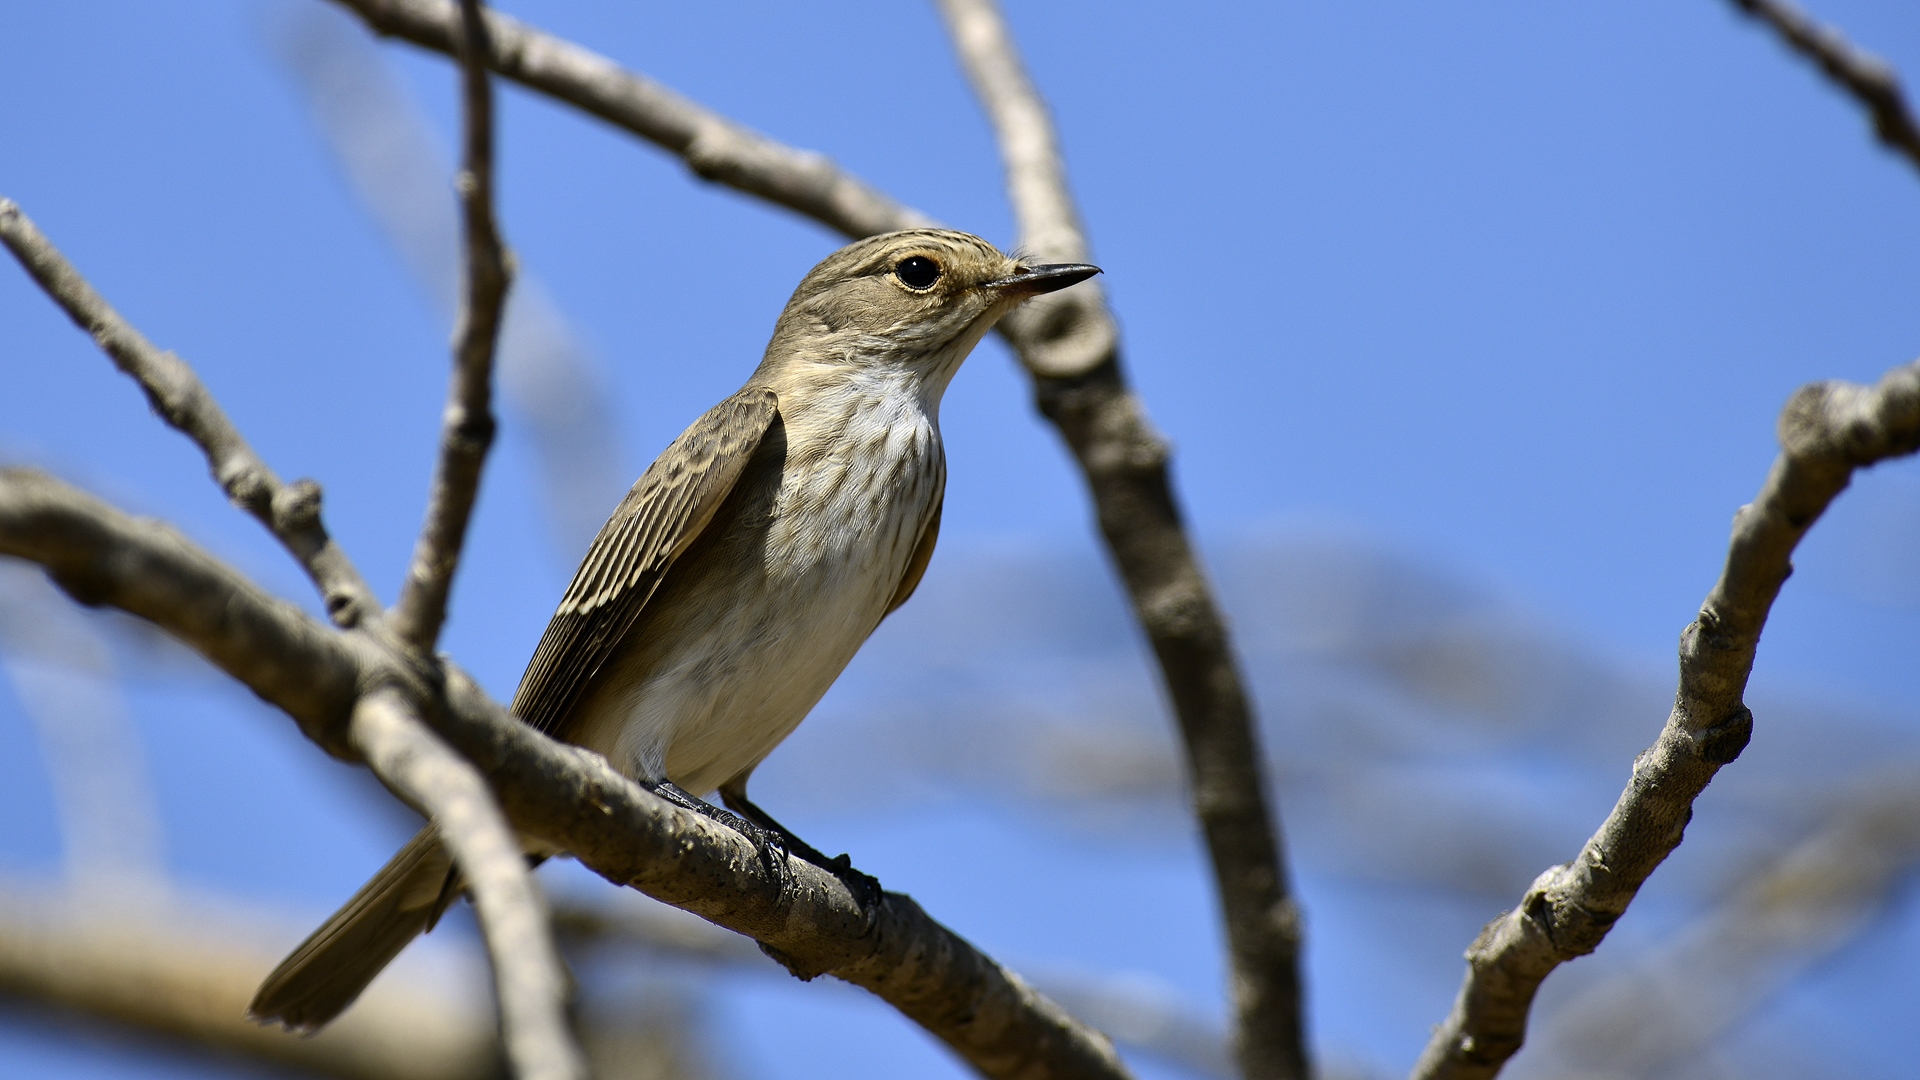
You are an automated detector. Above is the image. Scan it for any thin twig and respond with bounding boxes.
[349,690,582,1080]
[0,198,378,628]
[1729,0,1920,177]
[392,0,513,651]
[0,469,1132,1080]
[1411,358,1920,1080]
[932,2,1306,1077]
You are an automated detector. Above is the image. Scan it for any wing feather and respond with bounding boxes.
[511,386,780,736]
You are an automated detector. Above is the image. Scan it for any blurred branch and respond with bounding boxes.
[392,0,512,651]
[0,565,167,892]
[1413,358,1920,1080]
[0,199,378,627]
[0,884,501,1080]
[1511,764,1920,1079]
[1729,0,1920,176]
[272,3,627,560]
[350,690,582,1080]
[0,468,1130,1080]
[933,3,1304,1077]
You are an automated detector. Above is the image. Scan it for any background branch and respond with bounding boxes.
[0,199,378,627]
[350,690,582,1080]
[932,2,1306,1077]
[392,0,513,651]
[1412,358,1920,1080]
[1729,0,1920,176]
[0,884,500,1080]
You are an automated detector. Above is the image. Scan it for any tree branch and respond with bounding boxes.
[0,199,379,628]
[392,0,513,650]
[325,0,931,238]
[1411,357,1920,1080]
[0,470,1132,1080]
[0,884,501,1080]
[932,3,1306,1077]
[1728,0,1920,177]
[350,690,582,1080]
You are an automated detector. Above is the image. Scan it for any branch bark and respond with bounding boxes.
[1411,358,1920,1080]
[392,0,513,650]
[1729,0,1920,177]
[0,468,1131,1080]
[0,199,379,628]
[932,3,1305,1078]
[350,690,582,1080]
[317,3,1304,1076]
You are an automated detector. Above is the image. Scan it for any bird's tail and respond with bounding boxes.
[249,826,460,1031]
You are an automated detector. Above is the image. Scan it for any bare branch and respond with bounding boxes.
[326,0,932,237]
[933,3,1306,1077]
[0,884,501,1080]
[1412,358,1920,1080]
[1729,0,1920,176]
[1514,764,1920,1079]
[0,470,1132,1080]
[351,690,582,1080]
[392,0,513,650]
[0,199,379,627]
[0,468,363,751]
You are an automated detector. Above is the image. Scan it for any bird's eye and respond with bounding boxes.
[894,255,942,290]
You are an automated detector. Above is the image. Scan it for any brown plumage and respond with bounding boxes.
[251,229,1098,1031]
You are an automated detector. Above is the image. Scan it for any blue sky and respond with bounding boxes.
[5,2,1920,1077]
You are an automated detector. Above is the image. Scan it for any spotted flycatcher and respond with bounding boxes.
[250,229,1099,1029]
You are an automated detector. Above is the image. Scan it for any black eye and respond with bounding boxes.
[894,255,942,290]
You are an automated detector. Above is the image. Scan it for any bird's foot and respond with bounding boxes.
[643,780,795,896]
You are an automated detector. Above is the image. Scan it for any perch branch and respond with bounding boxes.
[1729,0,1920,177]
[392,0,513,650]
[0,199,378,627]
[1411,358,1920,1080]
[934,3,1305,1077]
[0,470,1131,1080]
[350,690,582,1080]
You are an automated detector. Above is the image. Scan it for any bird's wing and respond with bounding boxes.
[511,385,780,736]
[882,495,942,618]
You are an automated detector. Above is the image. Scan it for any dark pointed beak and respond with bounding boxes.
[985,262,1102,296]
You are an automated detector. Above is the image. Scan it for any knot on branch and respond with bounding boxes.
[273,478,325,533]
[1778,367,1920,466]
[1680,704,1753,766]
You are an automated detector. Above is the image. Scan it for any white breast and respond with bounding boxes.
[593,367,944,795]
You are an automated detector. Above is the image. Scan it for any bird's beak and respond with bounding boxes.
[984,262,1102,296]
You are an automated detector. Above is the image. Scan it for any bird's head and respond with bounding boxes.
[758,229,1099,393]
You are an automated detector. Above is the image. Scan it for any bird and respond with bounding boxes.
[248,228,1100,1031]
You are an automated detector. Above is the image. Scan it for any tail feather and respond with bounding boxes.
[249,826,459,1031]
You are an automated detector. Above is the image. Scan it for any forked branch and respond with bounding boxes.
[1412,358,1920,1080]
[392,0,514,650]
[0,200,378,627]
